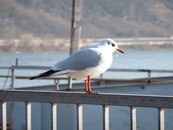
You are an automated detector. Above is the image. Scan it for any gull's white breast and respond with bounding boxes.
[69,48,113,80]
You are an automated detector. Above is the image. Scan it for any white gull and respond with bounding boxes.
[30,38,124,94]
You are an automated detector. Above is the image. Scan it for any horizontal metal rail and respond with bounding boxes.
[0,75,68,80]
[0,65,50,70]
[108,68,173,73]
[0,90,170,130]
[0,65,172,89]
[0,74,170,82]
[0,90,173,108]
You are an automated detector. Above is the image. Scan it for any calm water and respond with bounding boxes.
[0,50,173,88]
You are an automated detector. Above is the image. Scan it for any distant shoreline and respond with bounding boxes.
[0,37,173,54]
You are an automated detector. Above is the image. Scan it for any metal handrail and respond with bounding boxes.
[0,90,173,108]
[0,90,169,130]
[1,65,173,90]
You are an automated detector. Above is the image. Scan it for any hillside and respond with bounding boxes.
[0,0,173,38]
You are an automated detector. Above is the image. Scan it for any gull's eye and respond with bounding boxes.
[112,43,115,47]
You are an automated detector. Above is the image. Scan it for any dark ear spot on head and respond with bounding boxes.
[107,41,110,45]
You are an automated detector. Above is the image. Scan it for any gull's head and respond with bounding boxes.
[99,38,124,54]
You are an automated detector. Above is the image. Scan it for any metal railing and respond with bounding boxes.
[0,65,173,79]
[1,65,173,130]
[1,65,173,89]
[1,90,172,130]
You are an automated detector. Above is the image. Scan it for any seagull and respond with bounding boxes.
[30,38,124,94]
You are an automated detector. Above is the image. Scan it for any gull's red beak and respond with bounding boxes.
[117,48,124,54]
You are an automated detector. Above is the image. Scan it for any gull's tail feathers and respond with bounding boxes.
[29,69,59,80]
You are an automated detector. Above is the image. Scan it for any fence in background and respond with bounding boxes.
[1,65,173,89]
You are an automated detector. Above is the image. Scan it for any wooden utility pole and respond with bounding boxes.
[68,0,83,90]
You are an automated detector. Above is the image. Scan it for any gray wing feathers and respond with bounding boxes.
[52,49,101,70]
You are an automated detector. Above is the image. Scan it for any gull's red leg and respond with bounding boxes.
[87,76,98,94]
[85,80,89,93]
